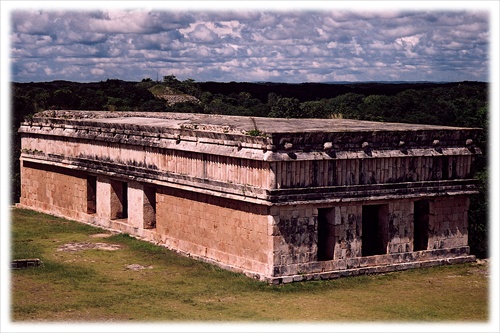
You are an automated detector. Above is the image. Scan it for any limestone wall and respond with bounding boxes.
[21,134,476,206]
[428,196,469,249]
[19,158,473,281]
[270,196,471,277]
[18,113,481,215]
[386,200,414,253]
[20,136,272,189]
[329,205,363,260]
[270,205,319,274]
[156,187,272,276]
[271,155,473,189]
[20,161,89,221]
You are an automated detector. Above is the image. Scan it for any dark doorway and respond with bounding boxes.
[317,208,336,261]
[362,204,389,256]
[442,156,449,180]
[414,200,430,251]
[86,176,97,214]
[121,182,128,218]
[110,180,128,219]
[143,186,157,229]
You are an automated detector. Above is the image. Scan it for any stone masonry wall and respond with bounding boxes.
[156,187,272,276]
[20,161,88,221]
[270,205,319,276]
[272,155,473,189]
[19,159,473,281]
[271,204,364,276]
[330,205,363,260]
[387,200,414,253]
[428,196,469,249]
[271,197,468,278]
[20,136,272,196]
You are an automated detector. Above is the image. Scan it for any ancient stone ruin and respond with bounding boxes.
[18,110,482,283]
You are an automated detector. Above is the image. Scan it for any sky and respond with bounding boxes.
[4,2,496,83]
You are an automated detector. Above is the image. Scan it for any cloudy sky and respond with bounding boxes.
[4,2,496,83]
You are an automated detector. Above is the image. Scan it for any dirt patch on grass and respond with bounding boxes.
[57,242,122,252]
[126,264,153,271]
[468,258,489,277]
[444,259,489,279]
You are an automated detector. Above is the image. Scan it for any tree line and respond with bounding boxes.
[10,77,488,257]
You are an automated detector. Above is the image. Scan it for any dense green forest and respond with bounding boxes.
[10,78,488,257]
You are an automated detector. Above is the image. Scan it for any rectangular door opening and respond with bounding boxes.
[121,182,128,218]
[362,204,389,256]
[317,208,336,261]
[414,200,430,251]
[143,186,156,229]
[86,176,97,214]
[110,180,128,220]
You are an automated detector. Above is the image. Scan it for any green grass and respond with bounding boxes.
[9,207,489,322]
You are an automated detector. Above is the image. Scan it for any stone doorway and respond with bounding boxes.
[110,180,128,219]
[414,200,430,251]
[86,175,97,214]
[362,204,389,256]
[317,208,336,261]
[143,186,157,229]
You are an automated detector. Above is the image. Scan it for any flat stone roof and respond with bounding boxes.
[22,110,482,159]
[33,110,477,135]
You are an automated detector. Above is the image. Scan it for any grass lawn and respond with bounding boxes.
[8,207,490,324]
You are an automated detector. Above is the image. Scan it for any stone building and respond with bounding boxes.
[18,110,482,283]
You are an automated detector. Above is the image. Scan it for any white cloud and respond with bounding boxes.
[91,68,105,75]
[395,34,423,49]
[326,41,337,49]
[184,23,219,43]
[24,62,40,73]
[207,20,242,39]
[8,8,491,83]
[85,10,156,34]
